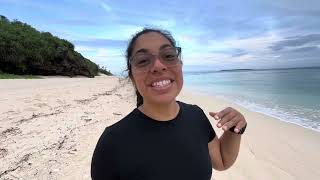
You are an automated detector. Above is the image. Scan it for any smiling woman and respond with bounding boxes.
[91,28,247,180]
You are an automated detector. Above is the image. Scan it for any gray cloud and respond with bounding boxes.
[292,46,320,53]
[210,48,248,57]
[231,50,249,57]
[270,45,320,67]
[270,34,320,51]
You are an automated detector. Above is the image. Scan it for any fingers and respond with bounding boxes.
[209,112,217,118]
[220,115,238,131]
[210,107,247,132]
[209,107,232,120]
[216,107,232,119]
[234,118,247,133]
[217,111,237,128]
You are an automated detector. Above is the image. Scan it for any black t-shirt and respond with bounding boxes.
[91,101,216,180]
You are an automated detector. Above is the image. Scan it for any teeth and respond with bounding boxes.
[152,80,171,87]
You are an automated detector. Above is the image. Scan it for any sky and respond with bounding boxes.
[1,0,320,74]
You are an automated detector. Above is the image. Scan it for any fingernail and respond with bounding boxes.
[217,123,221,127]
[214,115,219,119]
[235,128,239,133]
[223,126,227,130]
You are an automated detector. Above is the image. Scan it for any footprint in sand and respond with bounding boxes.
[56,99,67,105]
[2,110,20,116]
[23,97,33,103]
[33,94,43,102]
[2,110,15,114]
[0,98,8,102]
[24,107,38,112]
[84,111,95,115]
[34,103,50,108]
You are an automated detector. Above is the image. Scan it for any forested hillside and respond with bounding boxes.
[0,15,111,77]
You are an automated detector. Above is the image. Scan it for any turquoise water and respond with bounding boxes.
[183,68,320,132]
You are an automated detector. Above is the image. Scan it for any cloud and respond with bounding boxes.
[269,34,320,51]
[101,2,112,12]
[73,38,127,48]
[292,46,320,53]
[210,48,249,57]
[266,0,320,15]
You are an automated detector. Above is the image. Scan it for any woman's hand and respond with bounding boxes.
[209,107,247,134]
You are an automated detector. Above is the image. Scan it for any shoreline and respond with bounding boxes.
[184,85,320,134]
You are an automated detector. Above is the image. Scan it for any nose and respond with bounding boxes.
[150,57,167,73]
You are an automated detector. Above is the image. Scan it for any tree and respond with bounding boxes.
[0,15,105,77]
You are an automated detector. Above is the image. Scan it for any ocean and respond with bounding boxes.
[183,67,320,132]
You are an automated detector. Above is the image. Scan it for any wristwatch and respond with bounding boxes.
[229,123,247,134]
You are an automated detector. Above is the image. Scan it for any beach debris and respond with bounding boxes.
[57,135,68,150]
[33,102,50,108]
[0,153,32,178]
[81,115,92,122]
[1,127,21,137]
[74,83,125,105]
[2,110,16,114]
[75,97,97,104]
[84,118,92,122]
[16,110,63,124]
[76,90,114,104]
[96,91,113,96]
[0,166,21,178]
[17,153,32,165]
[0,148,8,158]
[113,113,122,116]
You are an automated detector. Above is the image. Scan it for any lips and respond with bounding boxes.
[151,79,172,87]
[148,78,174,92]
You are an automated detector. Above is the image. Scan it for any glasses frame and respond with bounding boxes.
[129,46,182,72]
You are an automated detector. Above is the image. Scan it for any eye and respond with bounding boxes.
[137,59,149,65]
[133,55,151,67]
[162,51,177,61]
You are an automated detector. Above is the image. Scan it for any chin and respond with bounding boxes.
[148,91,180,105]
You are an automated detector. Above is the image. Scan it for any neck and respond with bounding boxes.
[138,100,179,121]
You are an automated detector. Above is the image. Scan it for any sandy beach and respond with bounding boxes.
[1,76,320,180]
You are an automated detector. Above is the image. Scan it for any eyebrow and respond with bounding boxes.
[134,44,173,55]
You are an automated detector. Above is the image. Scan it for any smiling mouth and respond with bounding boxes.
[151,79,174,87]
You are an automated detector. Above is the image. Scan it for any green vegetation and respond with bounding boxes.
[0,73,41,79]
[0,15,112,78]
[98,66,113,76]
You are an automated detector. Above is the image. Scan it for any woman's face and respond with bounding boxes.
[131,32,183,105]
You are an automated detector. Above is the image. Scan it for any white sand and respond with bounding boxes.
[1,76,319,180]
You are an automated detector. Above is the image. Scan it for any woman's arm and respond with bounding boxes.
[208,131,241,170]
[207,107,246,171]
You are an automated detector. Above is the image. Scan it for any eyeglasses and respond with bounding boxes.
[130,47,181,72]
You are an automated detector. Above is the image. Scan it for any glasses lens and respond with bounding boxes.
[131,54,152,70]
[130,47,181,72]
[160,47,180,65]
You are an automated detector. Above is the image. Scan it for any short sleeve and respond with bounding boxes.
[91,128,119,180]
[194,105,216,143]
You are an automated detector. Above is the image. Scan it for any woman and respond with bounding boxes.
[91,28,247,180]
